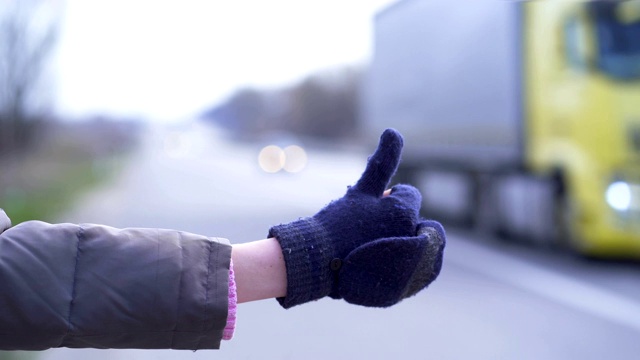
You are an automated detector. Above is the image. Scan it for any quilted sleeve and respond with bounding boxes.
[0,218,231,350]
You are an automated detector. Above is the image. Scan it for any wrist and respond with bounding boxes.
[231,238,287,304]
[269,217,336,308]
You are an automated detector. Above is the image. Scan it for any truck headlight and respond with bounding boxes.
[606,181,632,211]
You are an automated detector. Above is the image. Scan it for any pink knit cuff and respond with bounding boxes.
[223,259,237,341]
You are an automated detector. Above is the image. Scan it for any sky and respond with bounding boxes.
[53,0,396,122]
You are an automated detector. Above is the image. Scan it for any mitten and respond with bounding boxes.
[269,128,445,308]
[338,220,445,307]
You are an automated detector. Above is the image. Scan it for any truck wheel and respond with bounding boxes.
[493,173,559,248]
[473,172,500,235]
[553,193,583,255]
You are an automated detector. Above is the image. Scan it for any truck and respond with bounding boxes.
[364,0,640,258]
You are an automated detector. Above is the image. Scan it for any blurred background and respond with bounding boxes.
[1,0,640,359]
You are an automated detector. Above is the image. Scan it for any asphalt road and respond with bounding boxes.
[27,122,640,360]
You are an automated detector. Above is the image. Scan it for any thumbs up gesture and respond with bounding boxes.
[269,129,445,308]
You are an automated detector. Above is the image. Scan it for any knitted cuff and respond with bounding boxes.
[222,259,237,341]
[269,217,335,309]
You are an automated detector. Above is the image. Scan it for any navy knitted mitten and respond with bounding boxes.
[338,219,445,307]
[269,129,445,308]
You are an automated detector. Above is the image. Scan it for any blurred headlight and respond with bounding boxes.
[616,1,640,24]
[258,145,286,173]
[258,144,308,173]
[283,145,307,173]
[606,181,632,211]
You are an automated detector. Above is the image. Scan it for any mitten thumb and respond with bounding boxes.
[337,220,446,308]
[351,128,403,197]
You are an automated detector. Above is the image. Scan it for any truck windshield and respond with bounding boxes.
[589,2,640,81]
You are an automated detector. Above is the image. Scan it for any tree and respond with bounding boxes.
[203,88,266,134]
[286,67,361,139]
[201,66,363,140]
[0,0,59,154]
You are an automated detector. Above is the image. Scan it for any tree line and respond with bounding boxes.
[202,66,363,140]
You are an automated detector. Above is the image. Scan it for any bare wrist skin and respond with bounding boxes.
[231,238,287,303]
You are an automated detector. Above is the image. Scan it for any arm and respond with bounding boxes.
[0,216,231,351]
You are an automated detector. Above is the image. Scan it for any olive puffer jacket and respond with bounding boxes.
[0,209,232,351]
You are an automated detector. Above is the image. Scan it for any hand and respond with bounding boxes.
[338,219,445,307]
[269,129,445,308]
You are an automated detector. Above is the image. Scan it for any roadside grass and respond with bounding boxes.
[0,353,38,360]
[0,120,139,225]
[1,156,123,224]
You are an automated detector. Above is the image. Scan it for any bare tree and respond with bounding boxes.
[0,0,59,154]
[202,66,363,140]
[286,67,362,139]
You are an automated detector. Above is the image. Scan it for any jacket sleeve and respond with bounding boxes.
[0,210,232,351]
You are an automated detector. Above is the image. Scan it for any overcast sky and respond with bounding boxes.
[53,0,395,122]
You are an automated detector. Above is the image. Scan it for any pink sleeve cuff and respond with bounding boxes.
[222,259,237,341]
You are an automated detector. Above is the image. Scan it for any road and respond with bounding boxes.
[29,122,640,360]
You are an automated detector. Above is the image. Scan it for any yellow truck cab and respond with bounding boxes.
[365,0,640,258]
[527,1,640,256]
